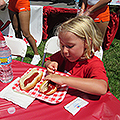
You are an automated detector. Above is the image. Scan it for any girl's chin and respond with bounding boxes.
[67,58,78,62]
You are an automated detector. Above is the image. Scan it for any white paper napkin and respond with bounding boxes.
[0,77,35,109]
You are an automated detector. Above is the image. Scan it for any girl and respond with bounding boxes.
[44,16,108,95]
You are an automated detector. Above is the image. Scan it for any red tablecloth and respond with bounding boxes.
[0,60,120,120]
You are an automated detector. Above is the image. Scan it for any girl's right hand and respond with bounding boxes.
[46,61,58,74]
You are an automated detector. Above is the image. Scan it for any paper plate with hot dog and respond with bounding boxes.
[12,68,68,104]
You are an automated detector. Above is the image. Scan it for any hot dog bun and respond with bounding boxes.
[39,80,58,95]
[19,68,43,91]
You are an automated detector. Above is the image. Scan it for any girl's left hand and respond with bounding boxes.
[44,74,64,85]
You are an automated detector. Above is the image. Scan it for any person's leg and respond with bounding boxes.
[18,10,39,55]
[18,10,41,65]
[95,21,109,39]
[8,9,22,38]
[94,21,109,60]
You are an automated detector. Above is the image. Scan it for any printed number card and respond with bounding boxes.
[64,97,89,115]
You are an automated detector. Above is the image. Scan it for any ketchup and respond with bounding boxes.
[44,81,56,94]
[24,72,39,87]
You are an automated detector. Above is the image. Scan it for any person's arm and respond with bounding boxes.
[45,74,108,95]
[0,0,6,10]
[79,0,87,16]
[83,0,111,16]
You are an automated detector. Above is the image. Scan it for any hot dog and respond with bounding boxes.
[19,68,43,91]
[39,80,58,95]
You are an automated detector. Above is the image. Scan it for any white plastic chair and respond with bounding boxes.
[94,46,103,60]
[41,36,60,67]
[4,36,27,62]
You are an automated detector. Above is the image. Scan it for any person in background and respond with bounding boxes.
[8,0,41,65]
[78,0,111,39]
[44,16,108,95]
[0,0,8,10]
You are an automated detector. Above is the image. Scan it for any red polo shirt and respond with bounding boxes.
[45,51,108,84]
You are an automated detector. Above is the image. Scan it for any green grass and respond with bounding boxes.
[102,38,120,100]
[14,38,120,100]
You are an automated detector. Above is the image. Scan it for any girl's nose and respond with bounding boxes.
[63,46,68,54]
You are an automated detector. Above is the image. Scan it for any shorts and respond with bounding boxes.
[87,5,110,22]
[8,0,30,13]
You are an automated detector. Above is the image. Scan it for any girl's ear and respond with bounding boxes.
[84,37,92,48]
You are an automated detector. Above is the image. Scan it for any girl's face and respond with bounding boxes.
[59,31,85,62]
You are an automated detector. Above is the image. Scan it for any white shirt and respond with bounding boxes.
[87,0,99,5]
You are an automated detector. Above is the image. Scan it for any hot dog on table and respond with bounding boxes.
[19,68,43,91]
[39,80,58,95]
[19,68,58,95]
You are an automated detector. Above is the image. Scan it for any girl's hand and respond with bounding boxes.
[45,61,58,74]
[44,74,64,85]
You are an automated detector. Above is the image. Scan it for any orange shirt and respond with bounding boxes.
[87,5,110,22]
[8,0,30,13]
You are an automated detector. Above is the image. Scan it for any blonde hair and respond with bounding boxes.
[56,16,103,59]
